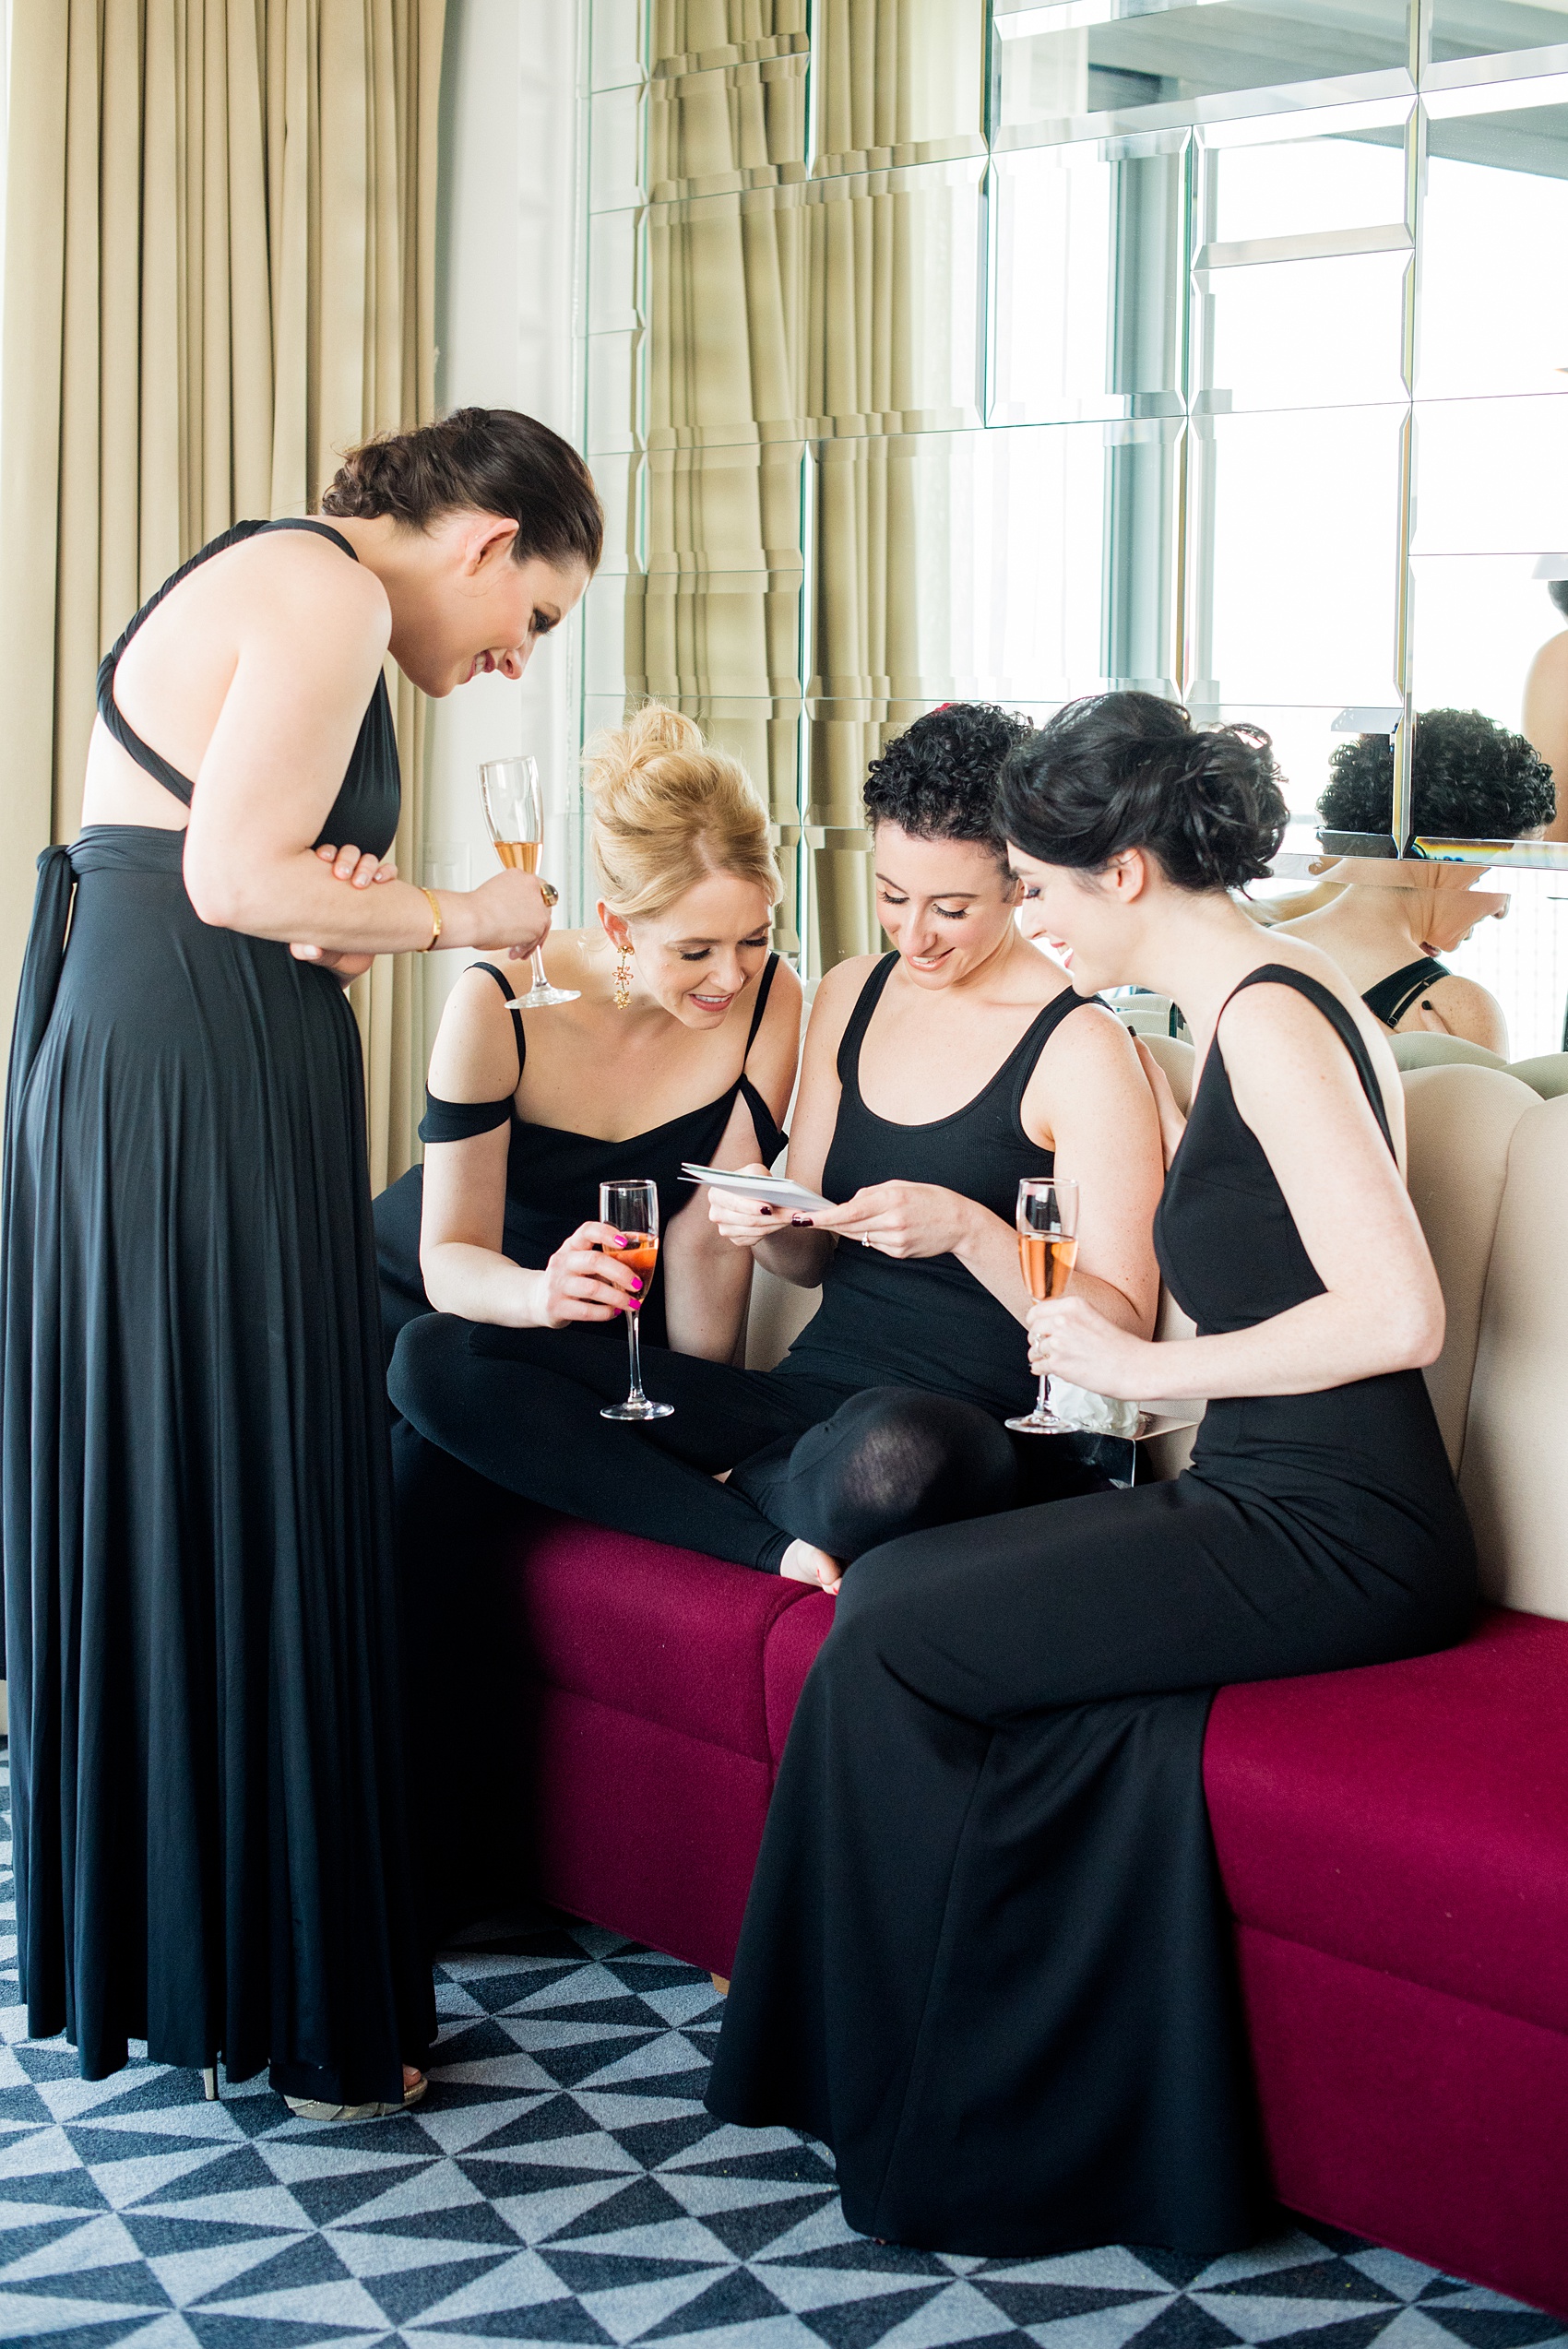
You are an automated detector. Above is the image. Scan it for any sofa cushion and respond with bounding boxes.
[1205,1607,1568,2036]
[500,1508,824,1762]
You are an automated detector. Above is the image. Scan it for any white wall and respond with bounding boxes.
[424,0,587,1027]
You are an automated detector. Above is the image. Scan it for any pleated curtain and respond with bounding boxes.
[629,0,981,970]
[0,0,445,1189]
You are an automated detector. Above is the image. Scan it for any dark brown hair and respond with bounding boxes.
[321,407,602,574]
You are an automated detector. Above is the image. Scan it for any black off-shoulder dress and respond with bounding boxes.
[1,519,434,2104]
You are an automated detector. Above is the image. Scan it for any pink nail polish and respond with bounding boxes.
[631,1277,643,1293]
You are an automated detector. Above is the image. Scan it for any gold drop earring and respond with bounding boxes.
[614,939,634,1011]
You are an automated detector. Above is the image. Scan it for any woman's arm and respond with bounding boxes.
[1028,985,1443,1400]
[801,1002,1163,1337]
[663,963,804,1359]
[707,956,873,1287]
[177,539,549,957]
[418,971,640,1327]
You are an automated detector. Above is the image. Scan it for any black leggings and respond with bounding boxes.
[388,1315,1099,1573]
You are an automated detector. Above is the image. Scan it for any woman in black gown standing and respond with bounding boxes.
[2,408,600,2116]
[707,691,1477,2255]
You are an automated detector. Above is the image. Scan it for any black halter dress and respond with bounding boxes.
[1,519,434,2103]
[707,966,1477,2256]
[1363,954,1450,1028]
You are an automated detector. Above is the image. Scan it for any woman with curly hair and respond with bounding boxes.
[1277,707,1554,1050]
[391,701,1165,1594]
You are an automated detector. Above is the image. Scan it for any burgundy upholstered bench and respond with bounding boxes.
[494,1512,1568,2319]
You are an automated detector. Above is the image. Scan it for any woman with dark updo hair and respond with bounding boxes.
[708,689,1476,2260]
[3,408,599,2118]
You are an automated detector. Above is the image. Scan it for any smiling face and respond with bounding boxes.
[390,509,591,697]
[1009,842,1146,996]
[873,823,1020,987]
[603,871,777,1027]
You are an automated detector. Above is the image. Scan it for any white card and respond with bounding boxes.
[680,1163,833,1214]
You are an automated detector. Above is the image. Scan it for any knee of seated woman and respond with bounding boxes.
[386,1311,473,1433]
[845,1390,1016,1513]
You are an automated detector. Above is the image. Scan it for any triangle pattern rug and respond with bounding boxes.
[0,1755,1562,2349]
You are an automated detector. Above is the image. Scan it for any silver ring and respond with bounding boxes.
[861,1235,872,1248]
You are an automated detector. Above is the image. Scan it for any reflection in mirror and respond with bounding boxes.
[992,0,1411,143]
[990,136,1185,425]
[1430,0,1568,64]
[1419,102,1568,399]
[805,161,986,437]
[1205,114,1408,243]
[1268,711,1554,1054]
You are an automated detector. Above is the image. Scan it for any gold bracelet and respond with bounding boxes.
[420,887,443,950]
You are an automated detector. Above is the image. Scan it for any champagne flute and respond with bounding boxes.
[598,1179,673,1422]
[1006,1174,1080,1434]
[478,755,579,1009]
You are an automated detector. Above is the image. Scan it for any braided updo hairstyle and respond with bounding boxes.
[321,407,603,575]
[997,691,1289,892]
[582,703,780,924]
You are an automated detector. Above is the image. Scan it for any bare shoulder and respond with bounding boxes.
[427,962,525,1104]
[1218,954,1405,1148]
[802,952,878,1052]
[1040,994,1145,1082]
[1420,969,1508,1051]
[213,526,390,657]
[1525,628,1568,693]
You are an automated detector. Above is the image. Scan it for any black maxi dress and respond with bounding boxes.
[1,518,434,2103]
[707,966,1478,2258]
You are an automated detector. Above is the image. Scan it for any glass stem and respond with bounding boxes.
[1037,1369,1051,1418]
[531,946,551,991]
[625,1306,647,1405]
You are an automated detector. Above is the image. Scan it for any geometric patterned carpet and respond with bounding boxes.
[2,1767,1564,2349]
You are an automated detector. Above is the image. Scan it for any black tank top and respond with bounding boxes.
[97,518,400,856]
[777,953,1099,1416]
[374,955,788,1353]
[1361,955,1449,1029]
[1155,965,1394,1335]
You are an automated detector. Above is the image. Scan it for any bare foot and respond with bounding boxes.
[403,2066,424,2094]
[780,1538,843,1592]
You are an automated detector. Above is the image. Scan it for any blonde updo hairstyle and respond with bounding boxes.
[584,704,781,927]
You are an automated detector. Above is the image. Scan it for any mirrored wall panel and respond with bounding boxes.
[582,0,1568,1046]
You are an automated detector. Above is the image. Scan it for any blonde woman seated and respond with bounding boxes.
[389,702,1164,1589]
[1277,708,1554,1050]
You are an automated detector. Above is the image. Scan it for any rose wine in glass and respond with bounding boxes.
[598,1178,673,1422]
[1005,1174,1079,1434]
[478,754,578,1009]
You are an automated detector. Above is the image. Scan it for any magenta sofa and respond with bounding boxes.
[493,1507,1568,2320]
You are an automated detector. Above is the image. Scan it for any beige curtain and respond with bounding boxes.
[0,0,444,1189]
[805,0,983,967]
[629,0,984,971]
[629,3,811,957]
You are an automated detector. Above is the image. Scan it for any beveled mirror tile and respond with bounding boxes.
[588,207,642,338]
[804,161,986,437]
[1417,101,1568,397]
[990,137,1187,425]
[592,0,646,90]
[1430,0,1568,67]
[586,451,637,575]
[644,184,809,445]
[1204,112,1409,242]
[587,329,643,455]
[592,83,646,213]
[812,0,985,174]
[994,0,1413,147]
[1200,245,1411,410]
[1412,391,1568,550]
[647,50,808,199]
[1192,405,1406,704]
[1409,549,1560,730]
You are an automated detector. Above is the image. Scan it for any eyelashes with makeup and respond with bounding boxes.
[878,891,972,920]
[678,935,771,964]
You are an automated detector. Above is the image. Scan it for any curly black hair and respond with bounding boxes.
[862,703,1035,857]
[1318,707,1555,840]
[997,691,1289,893]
